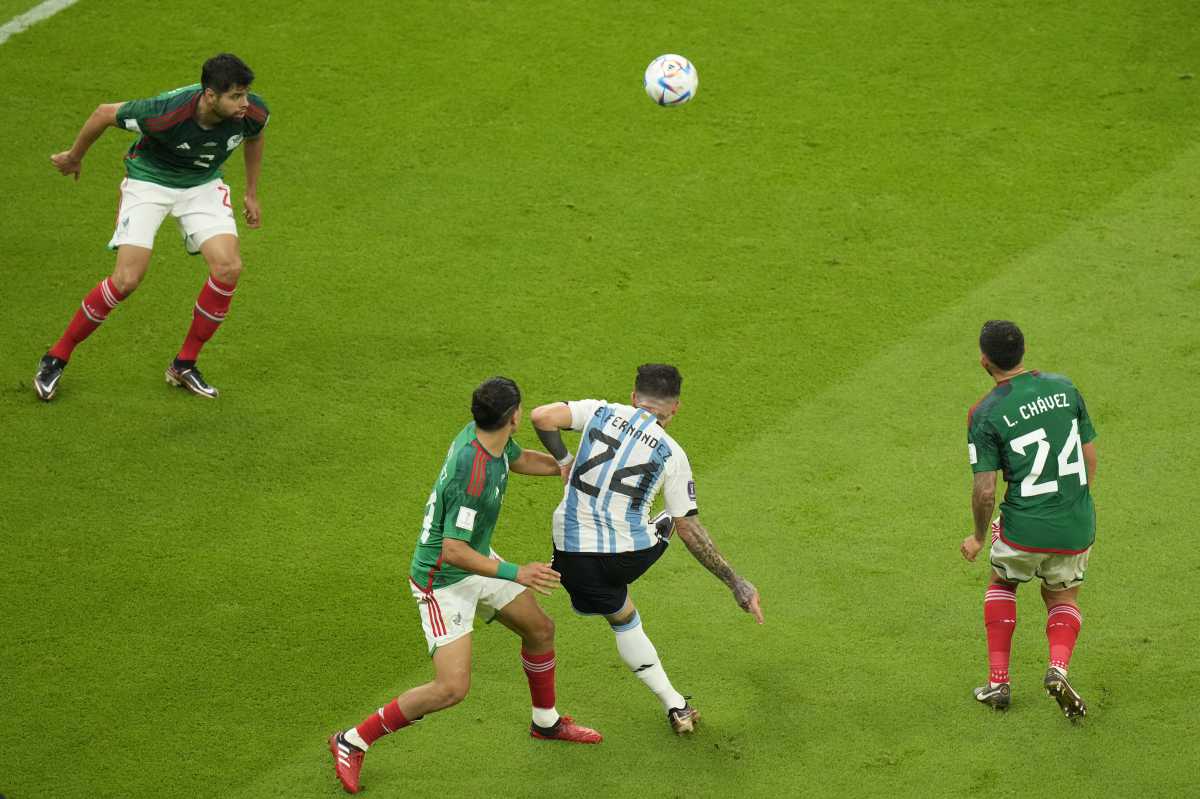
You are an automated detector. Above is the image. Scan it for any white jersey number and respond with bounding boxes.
[1009,419,1086,497]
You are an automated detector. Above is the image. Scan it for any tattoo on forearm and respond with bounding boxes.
[677,517,736,585]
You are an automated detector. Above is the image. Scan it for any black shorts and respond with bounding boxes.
[551,540,668,616]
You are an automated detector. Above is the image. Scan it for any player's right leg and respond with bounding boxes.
[330,634,473,794]
[35,244,153,400]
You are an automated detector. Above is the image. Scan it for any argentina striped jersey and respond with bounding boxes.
[552,399,697,553]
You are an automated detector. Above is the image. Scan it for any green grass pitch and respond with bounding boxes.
[2,1,1199,796]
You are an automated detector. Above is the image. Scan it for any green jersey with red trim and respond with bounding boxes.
[409,423,523,590]
[967,370,1097,553]
[114,84,269,189]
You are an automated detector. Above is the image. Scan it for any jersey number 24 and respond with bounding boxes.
[1009,419,1086,497]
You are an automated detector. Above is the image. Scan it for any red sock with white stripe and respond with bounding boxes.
[348,700,411,749]
[1046,603,1082,674]
[984,584,1017,685]
[48,277,126,361]
[176,276,236,362]
[522,649,559,728]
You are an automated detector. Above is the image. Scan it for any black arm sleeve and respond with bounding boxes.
[536,426,570,461]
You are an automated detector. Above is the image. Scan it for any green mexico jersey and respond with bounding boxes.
[409,424,523,590]
[967,371,1097,553]
[115,84,270,189]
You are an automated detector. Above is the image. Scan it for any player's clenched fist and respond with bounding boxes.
[50,151,82,180]
[960,534,984,562]
[517,563,561,595]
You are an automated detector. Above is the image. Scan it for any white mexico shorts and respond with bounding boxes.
[409,561,525,654]
[990,534,1090,591]
[108,177,238,254]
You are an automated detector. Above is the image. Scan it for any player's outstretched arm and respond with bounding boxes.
[531,402,575,481]
[674,515,764,623]
[961,471,997,562]
[511,449,560,477]
[441,538,561,595]
[242,134,264,228]
[50,102,122,181]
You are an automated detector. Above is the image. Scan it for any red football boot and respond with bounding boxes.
[329,732,365,793]
[530,715,603,744]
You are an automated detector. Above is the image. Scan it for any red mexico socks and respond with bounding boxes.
[354,700,411,748]
[522,649,557,723]
[177,276,236,362]
[49,277,126,361]
[1046,604,1082,673]
[984,584,1017,684]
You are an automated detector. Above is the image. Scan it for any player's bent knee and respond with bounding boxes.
[211,256,242,285]
[110,268,147,296]
[533,614,555,646]
[434,678,470,708]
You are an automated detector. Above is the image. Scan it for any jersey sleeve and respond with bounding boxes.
[115,96,170,136]
[504,437,522,462]
[967,411,1002,473]
[567,399,605,431]
[243,94,270,138]
[663,447,698,518]
[441,457,486,542]
[1076,388,1097,443]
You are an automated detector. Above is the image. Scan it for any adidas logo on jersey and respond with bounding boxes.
[176,143,191,150]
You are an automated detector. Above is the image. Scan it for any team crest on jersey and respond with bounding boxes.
[226,134,243,151]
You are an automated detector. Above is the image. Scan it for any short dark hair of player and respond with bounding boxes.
[979,320,1025,370]
[635,363,683,400]
[201,53,255,94]
[472,377,522,431]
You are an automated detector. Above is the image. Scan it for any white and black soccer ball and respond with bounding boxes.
[644,54,698,106]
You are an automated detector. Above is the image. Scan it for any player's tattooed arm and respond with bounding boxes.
[961,470,997,562]
[674,515,764,623]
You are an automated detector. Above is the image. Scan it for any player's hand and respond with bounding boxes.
[243,194,261,228]
[960,534,984,562]
[558,457,574,485]
[50,151,82,181]
[516,562,561,595]
[732,577,764,624]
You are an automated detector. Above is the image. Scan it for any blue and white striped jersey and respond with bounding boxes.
[552,399,697,554]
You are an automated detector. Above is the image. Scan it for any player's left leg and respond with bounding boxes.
[492,587,602,743]
[168,180,242,398]
[1041,582,1086,719]
[164,232,240,398]
[604,596,696,733]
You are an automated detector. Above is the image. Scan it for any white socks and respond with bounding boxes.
[612,612,686,711]
[344,727,369,750]
[531,706,560,728]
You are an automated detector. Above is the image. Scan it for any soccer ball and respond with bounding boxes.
[644,54,698,106]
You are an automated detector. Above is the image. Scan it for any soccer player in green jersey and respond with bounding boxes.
[36,53,270,400]
[329,378,602,795]
[960,321,1098,719]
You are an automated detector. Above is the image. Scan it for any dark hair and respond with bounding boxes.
[635,363,682,399]
[201,53,254,95]
[979,320,1024,370]
[472,377,521,431]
